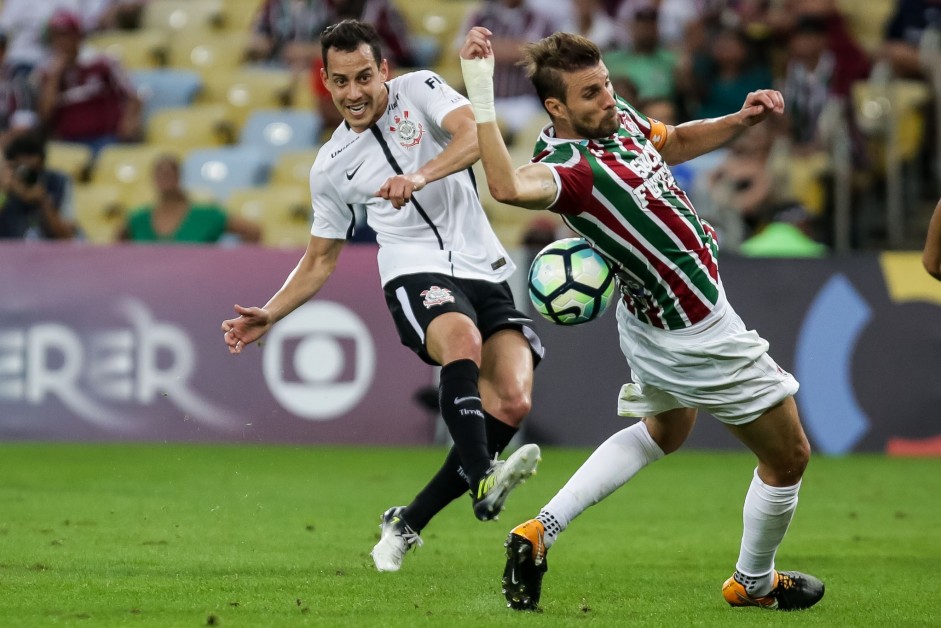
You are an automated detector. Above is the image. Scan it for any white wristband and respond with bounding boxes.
[460,56,496,124]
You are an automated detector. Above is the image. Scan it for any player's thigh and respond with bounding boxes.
[383,273,481,365]
[646,407,698,454]
[725,396,810,486]
[479,328,534,425]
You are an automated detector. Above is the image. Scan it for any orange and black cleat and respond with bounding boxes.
[723,570,825,611]
[502,519,548,611]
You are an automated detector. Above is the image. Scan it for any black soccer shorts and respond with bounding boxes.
[383,272,544,366]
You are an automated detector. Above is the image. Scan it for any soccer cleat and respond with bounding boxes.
[370,506,423,572]
[502,519,549,611]
[472,444,541,522]
[723,570,825,611]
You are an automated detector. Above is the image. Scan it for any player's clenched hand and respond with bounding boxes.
[738,89,784,127]
[460,26,493,60]
[221,304,272,355]
[376,173,426,209]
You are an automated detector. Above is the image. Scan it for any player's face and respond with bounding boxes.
[555,63,619,140]
[322,44,390,133]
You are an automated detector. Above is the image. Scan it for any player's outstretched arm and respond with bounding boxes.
[659,89,784,165]
[923,198,941,280]
[460,26,556,211]
[221,235,345,354]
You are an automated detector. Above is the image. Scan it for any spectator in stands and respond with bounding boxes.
[0,1,123,79]
[880,0,941,80]
[558,0,624,52]
[458,0,558,141]
[678,25,773,120]
[119,155,261,244]
[780,13,870,156]
[0,31,40,148]
[924,197,941,280]
[35,10,142,156]
[0,130,76,239]
[604,5,680,104]
[615,0,706,51]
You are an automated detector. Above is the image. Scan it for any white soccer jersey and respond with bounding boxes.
[309,70,515,287]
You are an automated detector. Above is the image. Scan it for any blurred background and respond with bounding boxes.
[0,0,938,457]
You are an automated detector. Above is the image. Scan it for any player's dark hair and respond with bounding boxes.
[320,19,383,73]
[520,33,603,106]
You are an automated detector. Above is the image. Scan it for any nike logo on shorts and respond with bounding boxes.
[454,396,481,405]
[346,161,365,180]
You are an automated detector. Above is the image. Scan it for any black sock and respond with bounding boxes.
[403,412,519,531]
[437,359,490,485]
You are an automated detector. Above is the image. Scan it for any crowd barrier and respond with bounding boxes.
[2,243,939,454]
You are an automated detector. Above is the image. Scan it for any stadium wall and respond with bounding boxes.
[1,244,938,455]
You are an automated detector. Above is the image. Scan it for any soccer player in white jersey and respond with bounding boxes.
[459,27,825,612]
[222,20,543,572]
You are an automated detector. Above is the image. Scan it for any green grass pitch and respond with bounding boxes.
[1,444,939,627]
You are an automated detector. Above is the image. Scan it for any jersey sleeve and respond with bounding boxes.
[309,158,353,239]
[536,148,595,216]
[617,95,668,151]
[403,70,470,129]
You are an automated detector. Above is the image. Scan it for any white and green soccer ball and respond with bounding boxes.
[527,237,615,326]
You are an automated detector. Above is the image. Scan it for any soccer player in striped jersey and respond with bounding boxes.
[222,20,544,573]
[460,27,825,612]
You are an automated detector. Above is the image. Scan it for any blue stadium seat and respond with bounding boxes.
[132,69,203,122]
[182,146,270,202]
[239,108,322,158]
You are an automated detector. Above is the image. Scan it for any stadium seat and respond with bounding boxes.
[84,29,169,70]
[269,149,319,187]
[131,69,203,122]
[46,142,93,182]
[91,143,185,208]
[182,146,271,202]
[73,183,127,244]
[142,0,224,32]
[166,31,250,76]
[199,68,295,129]
[227,185,312,248]
[239,109,322,160]
[146,103,234,148]
[219,0,263,33]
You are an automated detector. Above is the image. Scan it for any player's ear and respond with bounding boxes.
[544,97,565,120]
[320,66,330,89]
[379,58,389,81]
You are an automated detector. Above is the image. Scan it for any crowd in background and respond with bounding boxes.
[0,0,938,257]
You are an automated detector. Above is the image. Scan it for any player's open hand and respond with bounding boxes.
[221,304,272,355]
[739,89,784,127]
[376,173,426,209]
[460,26,493,61]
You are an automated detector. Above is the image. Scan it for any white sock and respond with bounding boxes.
[735,468,801,596]
[537,422,664,549]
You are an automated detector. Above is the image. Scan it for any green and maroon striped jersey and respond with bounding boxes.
[532,95,721,330]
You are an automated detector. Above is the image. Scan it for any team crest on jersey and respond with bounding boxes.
[420,285,455,308]
[390,111,424,148]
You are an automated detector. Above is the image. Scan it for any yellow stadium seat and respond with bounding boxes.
[198,68,294,129]
[853,79,931,168]
[269,149,319,186]
[836,0,896,56]
[73,183,127,244]
[142,0,224,32]
[166,31,250,75]
[46,142,93,182]
[227,185,312,248]
[91,143,186,208]
[146,103,234,148]
[85,29,169,70]
[219,0,262,33]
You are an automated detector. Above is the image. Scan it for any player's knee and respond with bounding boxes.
[768,438,810,484]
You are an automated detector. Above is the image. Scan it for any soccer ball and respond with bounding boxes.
[528,237,615,325]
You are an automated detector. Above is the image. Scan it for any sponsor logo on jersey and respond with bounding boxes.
[420,285,455,308]
[390,111,424,148]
